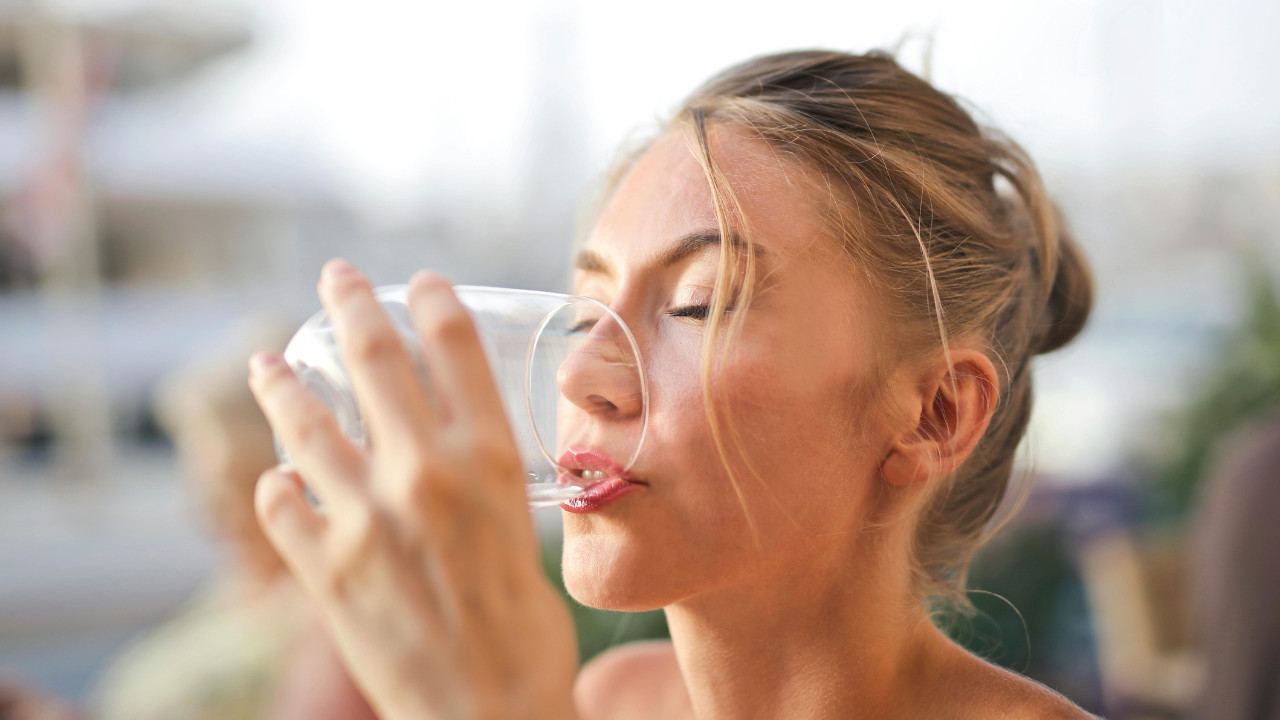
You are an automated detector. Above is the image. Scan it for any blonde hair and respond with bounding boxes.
[594,50,1093,608]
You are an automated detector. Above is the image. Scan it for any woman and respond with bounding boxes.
[248,50,1095,719]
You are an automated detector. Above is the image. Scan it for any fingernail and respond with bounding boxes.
[322,258,358,283]
[249,351,284,376]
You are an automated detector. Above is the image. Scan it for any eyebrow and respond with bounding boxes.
[573,229,765,276]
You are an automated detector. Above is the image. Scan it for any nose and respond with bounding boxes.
[556,314,645,421]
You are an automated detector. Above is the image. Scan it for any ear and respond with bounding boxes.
[881,347,999,487]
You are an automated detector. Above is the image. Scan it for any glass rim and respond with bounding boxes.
[524,293,649,478]
[375,283,650,479]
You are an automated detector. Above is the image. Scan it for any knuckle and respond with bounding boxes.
[318,565,351,599]
[468,434,522,477]
[349,327,404,365]
[392,463,465,512]
[391,441,435,473]
[423,471,470,508]
[422,305,475,345]
[383,470,424,510]
[288,410,329,450]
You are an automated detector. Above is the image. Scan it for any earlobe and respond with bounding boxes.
[881,443,933,486]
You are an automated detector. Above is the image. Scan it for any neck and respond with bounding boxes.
[664,533,947,719]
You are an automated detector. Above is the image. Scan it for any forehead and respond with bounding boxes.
[585,126,835,268]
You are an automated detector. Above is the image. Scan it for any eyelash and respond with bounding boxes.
[668,303,711,321]
[570,303,724,332]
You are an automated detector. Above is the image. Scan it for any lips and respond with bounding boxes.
[557,448,644,513]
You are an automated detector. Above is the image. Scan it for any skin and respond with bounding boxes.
[248,127,1094,719]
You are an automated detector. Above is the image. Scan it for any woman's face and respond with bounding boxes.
[561,127,900,610]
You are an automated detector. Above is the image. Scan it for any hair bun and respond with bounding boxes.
[1037,232,1093,354]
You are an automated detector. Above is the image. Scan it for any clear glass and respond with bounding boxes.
[276,285,648,509]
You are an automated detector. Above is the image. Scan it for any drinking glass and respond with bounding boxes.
[276,285,648,508]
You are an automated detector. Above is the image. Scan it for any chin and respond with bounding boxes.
[561,525,682,612]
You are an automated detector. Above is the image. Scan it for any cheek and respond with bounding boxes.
[715,332,882,526]
[636,328,753,530]
[647,314,878,526]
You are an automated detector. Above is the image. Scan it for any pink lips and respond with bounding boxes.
[557,448,644,513]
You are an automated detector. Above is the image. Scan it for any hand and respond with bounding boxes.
[249,260,580,720]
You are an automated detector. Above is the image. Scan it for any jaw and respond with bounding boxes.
[560,510,748,612]
[561,528,670,612]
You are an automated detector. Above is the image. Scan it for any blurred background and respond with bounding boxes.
[0,0,1277,718]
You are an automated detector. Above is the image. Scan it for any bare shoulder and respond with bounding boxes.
[993,667,1097,719]
[945,652,1098,720]
[575,640,692,720]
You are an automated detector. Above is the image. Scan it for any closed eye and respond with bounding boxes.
[668,304,711,320]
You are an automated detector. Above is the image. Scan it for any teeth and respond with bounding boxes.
[581,469,606,481]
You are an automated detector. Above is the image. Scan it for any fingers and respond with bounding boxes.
[319,259,439,445]
[407,271,508,434]
[249,351,368,508]
[255,466,325,581]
